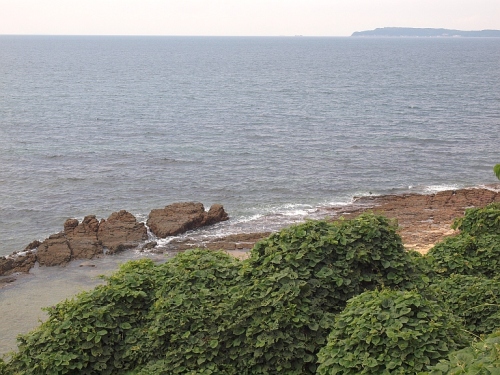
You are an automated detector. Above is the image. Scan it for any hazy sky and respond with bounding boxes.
[1,0,499,36]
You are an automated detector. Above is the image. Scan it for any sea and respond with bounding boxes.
[0,36,499,353]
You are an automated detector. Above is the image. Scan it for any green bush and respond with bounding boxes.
[316,289,469,375]
[133,250,241,375]
[428,203,500,278]
[4,250,242,375]
[428,330,500,374]
[429,275,500,337]
[221,214,421,374]
[0,359,6,375]
[1,214,429,374]
[452,203,500,237]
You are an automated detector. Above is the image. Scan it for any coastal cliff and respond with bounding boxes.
[352,27,500,37]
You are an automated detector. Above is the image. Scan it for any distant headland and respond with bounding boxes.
[352,27,500,37]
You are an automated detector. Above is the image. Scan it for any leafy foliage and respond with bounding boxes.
[452,203,500,237]
[133,250,241,375]
[494,164,500,180]
[428,203,500,278]
[428,330,500,374]
[136,214,420,374]
[429,275,500,337]
[316,289,470,375]
[3,213,422,375]
[220,214,419,374]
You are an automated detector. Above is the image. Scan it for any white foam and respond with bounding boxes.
[423,184,461,193]
[232,214,264,223]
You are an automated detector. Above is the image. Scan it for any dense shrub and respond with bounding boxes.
[0,214,440,374]
[132,250,241,375]
[428,330,500,374]
[429,275,500,336]
[221,214,421,374]
[452,203,500,237]
[316,289,470,375]
[428,203,500,278]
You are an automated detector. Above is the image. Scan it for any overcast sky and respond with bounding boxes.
[1,0,499,36]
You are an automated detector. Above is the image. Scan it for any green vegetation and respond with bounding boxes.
[2,203,500,374]
[494,164,500,180]
[429,275,500,336]
[429,330,500,374]
[427,203,500,278]
[316,289,469,374]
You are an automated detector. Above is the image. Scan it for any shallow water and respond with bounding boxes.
[0,252,170,356]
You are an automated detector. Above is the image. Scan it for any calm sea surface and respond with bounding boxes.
[0,36,499,256]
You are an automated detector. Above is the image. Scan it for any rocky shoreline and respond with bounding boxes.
[0,202,229,284]
[1,185,500,287]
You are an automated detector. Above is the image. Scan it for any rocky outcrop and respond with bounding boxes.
[36,233,72,266]
[1,203,229,277]
[64,215,102,259]
[0,210,148,276]
[147,202,229,238]
[0,251,37,276]
[98,210,148,254]
[161,232,271,252]
[337,187,500,253]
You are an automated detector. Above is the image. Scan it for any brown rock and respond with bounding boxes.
[24,240,41,251]
[98,210,147,254]
[162,232,270,252]
[0,257,14,276]
[203,204,229,226]
[338,186,500,254]
[141,241,157,251]
[0,244,38,276]
[63,218,79,232]
[37,233,72,266]
[65,215,103,259]
[147,202,229,238]
[9,251,37,273]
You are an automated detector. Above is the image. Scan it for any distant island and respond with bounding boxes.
[352,27,500,37]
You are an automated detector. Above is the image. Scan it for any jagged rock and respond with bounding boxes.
[147,202,229,238]
[37,233,72,266]
[0,248,37,276]
[24,240,41,251]
[98,210,147,254]
[0,257,13,276]
[64,215,102,259]
[141,241,157,251]
[63,218,79,232]
[204,204,229,226]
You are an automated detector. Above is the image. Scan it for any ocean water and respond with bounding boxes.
[0,36,500,257]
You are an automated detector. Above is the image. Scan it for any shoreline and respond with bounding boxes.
[2,184,500,287]
[112,184,499,266]
[160,184,500,255]
[1,184,500,355]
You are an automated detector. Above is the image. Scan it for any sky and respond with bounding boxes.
[0,0,499,37]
